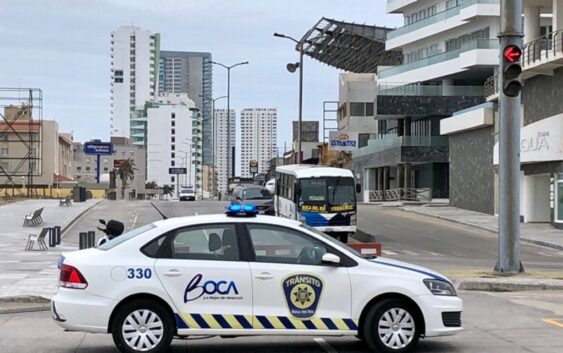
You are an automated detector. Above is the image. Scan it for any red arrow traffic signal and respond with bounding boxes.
[503,45,522,63]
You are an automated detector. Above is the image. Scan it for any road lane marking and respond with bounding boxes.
[382,250,398,256]
[314,338,338,353]
[543,318,563,329]
[537,251,553,257]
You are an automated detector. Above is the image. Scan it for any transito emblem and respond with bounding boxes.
[282,273,324,319]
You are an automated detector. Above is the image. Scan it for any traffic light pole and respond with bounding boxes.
[496,0,524,273]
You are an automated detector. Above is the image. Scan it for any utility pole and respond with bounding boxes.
[496,0,524,273]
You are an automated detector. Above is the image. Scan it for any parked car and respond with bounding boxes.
[179,186,196,201]
[232,184,274,215]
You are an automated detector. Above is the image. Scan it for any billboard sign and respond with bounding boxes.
[169,167,187,175]
[84,142,113,155]
[113,159,125,168]
[329,131,358,151]
[249,160,259,174]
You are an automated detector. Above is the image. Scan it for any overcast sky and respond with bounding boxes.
[0,0,400,150]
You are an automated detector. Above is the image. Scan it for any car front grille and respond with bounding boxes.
[442,311,462,327]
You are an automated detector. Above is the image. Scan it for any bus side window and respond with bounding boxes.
[287,176,293,200]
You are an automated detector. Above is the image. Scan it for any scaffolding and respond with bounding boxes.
[0,88,43,198]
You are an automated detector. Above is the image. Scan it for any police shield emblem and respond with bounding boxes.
[282,274,324,319]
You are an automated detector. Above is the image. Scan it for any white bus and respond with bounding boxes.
[274,165,359,243]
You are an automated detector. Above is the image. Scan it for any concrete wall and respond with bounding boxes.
[522,67,563,125]
[449,126,494,214]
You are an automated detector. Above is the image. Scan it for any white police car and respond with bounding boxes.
[52,204,462,353]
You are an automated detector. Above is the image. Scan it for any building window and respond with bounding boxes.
[171,153,175,159]
[86,167,90,171]
[115,78,123,83]
[171,137,175,143]
[0,147,8,157]
[171,161,175,166]
[76,166,81,171]
[171,113,176,119]
[558,174,563,222]
[171,121,175,127]
[171,176,175,183]
[171,145,175,151]
[171,129,175,135]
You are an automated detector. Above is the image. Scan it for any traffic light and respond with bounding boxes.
[502,45,523,97]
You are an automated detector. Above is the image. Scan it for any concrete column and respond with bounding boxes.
[442,78,454,96]
[524,5,541,44]
[404,163,412,190]
[383,166,390,201]
[404,117,412,137]
[377,168,383,191]
[397,164,404,189]
[554,0,563,32]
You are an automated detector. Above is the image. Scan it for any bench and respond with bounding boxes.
[25,227,50,251]
[59,195,72,207]
[23,207,44,227]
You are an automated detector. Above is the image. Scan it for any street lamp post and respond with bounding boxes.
[212,96,227,200]
[274,32,304,163]
[211,60,249,181]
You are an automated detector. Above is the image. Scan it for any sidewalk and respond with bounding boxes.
[403,205,563,251]
[0,199,101,300]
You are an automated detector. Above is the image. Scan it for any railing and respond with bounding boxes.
[378,83,484,97]
[387,0,499,39]
[353,135,449,158]
[522,29,563,67]
[369,188,432,202]
[483,74,498,98]
[378,39,499,78]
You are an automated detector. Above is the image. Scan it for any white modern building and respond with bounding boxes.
[381,0,501,85]
[110,26,160,142]
[240,108,277,178]
[213,109,235,194]
[146,93,202,193]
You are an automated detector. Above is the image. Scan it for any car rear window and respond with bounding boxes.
[98,223,157,250]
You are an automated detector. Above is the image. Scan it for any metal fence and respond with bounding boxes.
[368,188,432,202]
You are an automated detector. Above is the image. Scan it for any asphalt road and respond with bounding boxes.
[356,205,563,273]
[1,290,562,353]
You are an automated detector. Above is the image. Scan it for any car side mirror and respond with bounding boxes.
[356,183,362,193]
[322,253,341,266]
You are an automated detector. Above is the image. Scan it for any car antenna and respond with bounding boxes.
[151,202,168,219]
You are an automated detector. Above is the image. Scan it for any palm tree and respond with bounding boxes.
[117,158,136,199]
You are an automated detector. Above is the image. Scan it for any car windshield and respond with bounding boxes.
[181,188,194,193]
[243,188,271,200]
[98,223,157,250]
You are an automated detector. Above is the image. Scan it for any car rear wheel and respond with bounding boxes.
[363,299,420,353]
[112,299,174,353]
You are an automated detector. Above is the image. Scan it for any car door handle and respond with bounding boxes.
[163,269,182,277]
[255,272,274,280]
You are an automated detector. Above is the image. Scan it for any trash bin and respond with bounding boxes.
[73,186,81,202]
[79,187,87,202]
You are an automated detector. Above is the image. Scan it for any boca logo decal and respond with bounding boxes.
[282,273,324,319]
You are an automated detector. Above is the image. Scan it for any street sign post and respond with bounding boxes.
[249,160,258,178]
[83,142,114,184]
[169,168,187,198]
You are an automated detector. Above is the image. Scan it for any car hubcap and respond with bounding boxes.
[377,308,415,350]
[122,309,164,351]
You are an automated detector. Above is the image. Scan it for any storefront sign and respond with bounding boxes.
[494,114,563,164]
[329,131,358,151]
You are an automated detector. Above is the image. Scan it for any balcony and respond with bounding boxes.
[387,0,499,45]
[386,0,418,14]
[378,39,499,83]
[521,29,563,80]
[352,135,449,166]
[376,83,486,117]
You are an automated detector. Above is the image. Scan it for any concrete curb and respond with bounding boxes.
[0,296,51,315]
[455,277,563,292]
[61,199,103,236]
[402,208,563,251]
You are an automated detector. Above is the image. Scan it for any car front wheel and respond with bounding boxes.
[362,299,420,353]
[112,299,174,353]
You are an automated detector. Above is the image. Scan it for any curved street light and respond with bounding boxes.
[212,60,249,180]
[274,32,304,164]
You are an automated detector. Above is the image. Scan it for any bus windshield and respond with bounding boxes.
[299,177,356,213]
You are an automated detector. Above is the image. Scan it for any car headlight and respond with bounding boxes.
[423,279,457,296]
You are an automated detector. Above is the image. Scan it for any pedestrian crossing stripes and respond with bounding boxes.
[175,313,358,331]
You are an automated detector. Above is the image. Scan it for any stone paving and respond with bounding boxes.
[0,199,100,299]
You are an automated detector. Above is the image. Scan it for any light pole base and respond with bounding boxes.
[493,260,525,274]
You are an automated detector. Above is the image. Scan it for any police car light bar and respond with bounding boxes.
[226,203,257,217]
